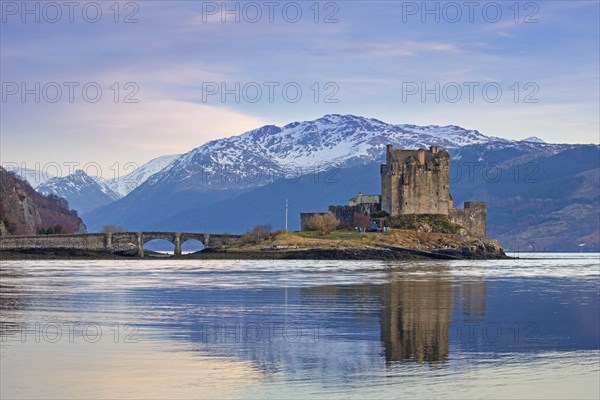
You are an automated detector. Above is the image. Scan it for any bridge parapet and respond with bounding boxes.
[0,232,241,257]
[0,233,106,251]
[203,234,241,248]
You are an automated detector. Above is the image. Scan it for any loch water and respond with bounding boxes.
[1,253,599,399]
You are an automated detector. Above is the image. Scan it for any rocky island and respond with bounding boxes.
[186,229,506,260]
[0,228,506,260]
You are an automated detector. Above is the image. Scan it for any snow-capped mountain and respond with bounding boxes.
[83,114,595,250]
[145,114,558,192]
[32,155,180,215]
[521,136,546,143]
[38,170,121,215]
[104,154,180,197]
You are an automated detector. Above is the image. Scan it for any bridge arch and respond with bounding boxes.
[143,239,176,256]
[181,238,205,254]
[138,232,208,257]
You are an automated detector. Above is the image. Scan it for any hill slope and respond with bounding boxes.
[0,168,87,235]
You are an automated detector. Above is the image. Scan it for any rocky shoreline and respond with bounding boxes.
[0,229,509,261]
[0,236,508,261]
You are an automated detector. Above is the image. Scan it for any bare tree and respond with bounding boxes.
[251,224,271,234]
[308,212,339,235]
[322,212,339,234]
[241,224,272,244]
[101,224,127,233]
[353,212,371,232]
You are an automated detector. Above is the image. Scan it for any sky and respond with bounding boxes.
[1,0,599,177]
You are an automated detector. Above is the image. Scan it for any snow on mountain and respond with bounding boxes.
[521,136,546,143]
[145,114,515,191]
[104,154,180,197]
[84,114,585,233]
[38,170,121,214]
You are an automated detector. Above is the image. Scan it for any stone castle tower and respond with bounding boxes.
[301,143,487,238]
[380,144,452,216]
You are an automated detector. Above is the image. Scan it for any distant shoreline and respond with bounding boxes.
[0,246,509,261]
[0,229,510,261]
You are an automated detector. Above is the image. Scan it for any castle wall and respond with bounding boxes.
[301,203,381,231]
[381,164,393,215]
[381,145,450,216]
[328,203,380,228]
[448,202,487,238]
[397,161,450,215]
[328,206,355,228]
[381,145,400,215]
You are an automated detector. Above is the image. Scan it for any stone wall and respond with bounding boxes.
[0,233,107,250]
[328,204,380,228]
[327,206,356,227]
[381,145,451,216]
[301,204,382,231]
[449,202,487,238]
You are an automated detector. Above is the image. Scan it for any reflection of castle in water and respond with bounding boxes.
[379,269,486,364]
[301,267,486,365]
[131,268,487,374]
[380,277,452,364]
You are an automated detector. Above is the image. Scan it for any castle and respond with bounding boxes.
[381,144,451,215]
[300,144,487,238]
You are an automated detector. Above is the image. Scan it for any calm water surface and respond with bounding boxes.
[1,253,599,399]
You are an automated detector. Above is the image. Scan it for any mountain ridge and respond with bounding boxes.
[141,114,568,194]
[83,114,599,252]
[104,154,181,197]
[38,170,121,215]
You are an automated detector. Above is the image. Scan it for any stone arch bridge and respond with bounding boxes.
[0,232,241,257]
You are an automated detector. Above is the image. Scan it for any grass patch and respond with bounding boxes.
[387,214,463,234]
[292,230,365,239]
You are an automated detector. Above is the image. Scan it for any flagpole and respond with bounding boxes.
[285,199,288,231]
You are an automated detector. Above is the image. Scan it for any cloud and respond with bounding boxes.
[1,0,598,173]
[343,41,459,57]
[1,97,269,177]
[65,99,268,153]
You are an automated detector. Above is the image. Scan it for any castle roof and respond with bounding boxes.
[348,191,380,206]
[389,146,449,165]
